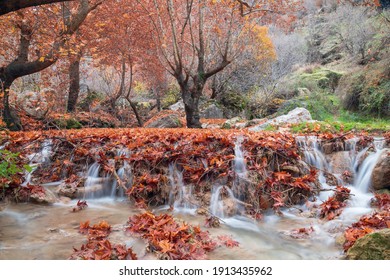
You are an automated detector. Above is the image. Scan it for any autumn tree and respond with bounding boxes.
[210,25,276,99]
[140,0,299,128]
[0,0,102,130]
[83,0,159,127]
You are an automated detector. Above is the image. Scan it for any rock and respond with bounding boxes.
[18,90,49,119]
[30,188,57,204]
[346,229,390,260]
[224,117,241,126]
[200,104,224,119]
[321,141,344,154]
[57,180,83,199]
[145,114,183,128]
[321,143,334,154]
[248,108,312,132]
[326,151,353,175]
[234,122,247,129]
[223,197,238,217]
[169,100,185,111]
[325,172,339,186]
[246,118,268,127]
[335,234,346,246]
[371,149,390,190]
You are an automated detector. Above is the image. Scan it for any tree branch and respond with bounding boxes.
[0,0,74,16]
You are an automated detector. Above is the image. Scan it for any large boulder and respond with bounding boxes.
[169,100,185,112]
[200,104,224,119]
[326,151,353,175]
[248,108,312,132]
[30,188,57,204]
[346,229,390,260]
[18,90,49,119]
[222,117,241,129]
[371,149,390,190]
[145,114,183,128]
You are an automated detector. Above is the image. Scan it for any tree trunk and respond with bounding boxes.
[182,88,202,129]
[153,88,162,112]
[127,98,143,127]
[66,54,81,112]
[1,77,22,131]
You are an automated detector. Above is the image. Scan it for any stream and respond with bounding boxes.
[0,135,386,260]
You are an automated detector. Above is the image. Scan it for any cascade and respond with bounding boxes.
[82,162,105,199]
[296,136,332,201]
[210,185,239,218]
[168,164,196,212]
[23,140,53,186]
[110,161,132,198]
[354,137,385,193]
[233,136,248,199]
[296,136,386,215]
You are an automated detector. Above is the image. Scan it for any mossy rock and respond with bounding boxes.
[54,118,82,129]
[346,229,390,260]
[221,122,231,129]
[299,68,342,92]
[219,91,248,118]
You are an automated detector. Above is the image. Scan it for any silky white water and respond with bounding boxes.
[0,136,386,259]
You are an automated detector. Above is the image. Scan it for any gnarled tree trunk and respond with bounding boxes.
[0,74,22,131]
[66,53,81,112]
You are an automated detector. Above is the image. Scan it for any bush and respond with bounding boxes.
[220,91,248,118]
[337,59,390,118]
[162,83,181,109]
[0,149,31,199]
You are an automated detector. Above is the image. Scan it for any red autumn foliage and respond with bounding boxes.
[72,200,88,212]
[320,186,351,220]
[126,212,219,260]
[16,183,47,202]
[288,226,315,239]
[343,210,390,251]
[371,193,390,211]
[6,128,322,214]
[217,235,240,248]
[70,220,137,260]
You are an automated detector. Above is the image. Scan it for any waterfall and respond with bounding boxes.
[210,185,238,218]
[296,136,329,171]
[296,136,332,201]
[168,164,196,212]
[296,135,386,217]
[110,162,131,198]
[83,162,104,199]
[233,136,248,199]
[354,137,385,193]
[23,139,53,186]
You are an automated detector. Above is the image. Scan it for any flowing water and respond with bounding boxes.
[168,164,196,214]
[0,136,386,260]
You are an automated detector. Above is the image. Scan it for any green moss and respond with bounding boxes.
[221,122,231,129]
[221,91,248,113]
[346,229,390,260]
[338,58,390,118]
[298,68,343,92]
[263,125,277,131]
[78,91,104,111]
[162,84,181,109]
[55,118,82,129]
